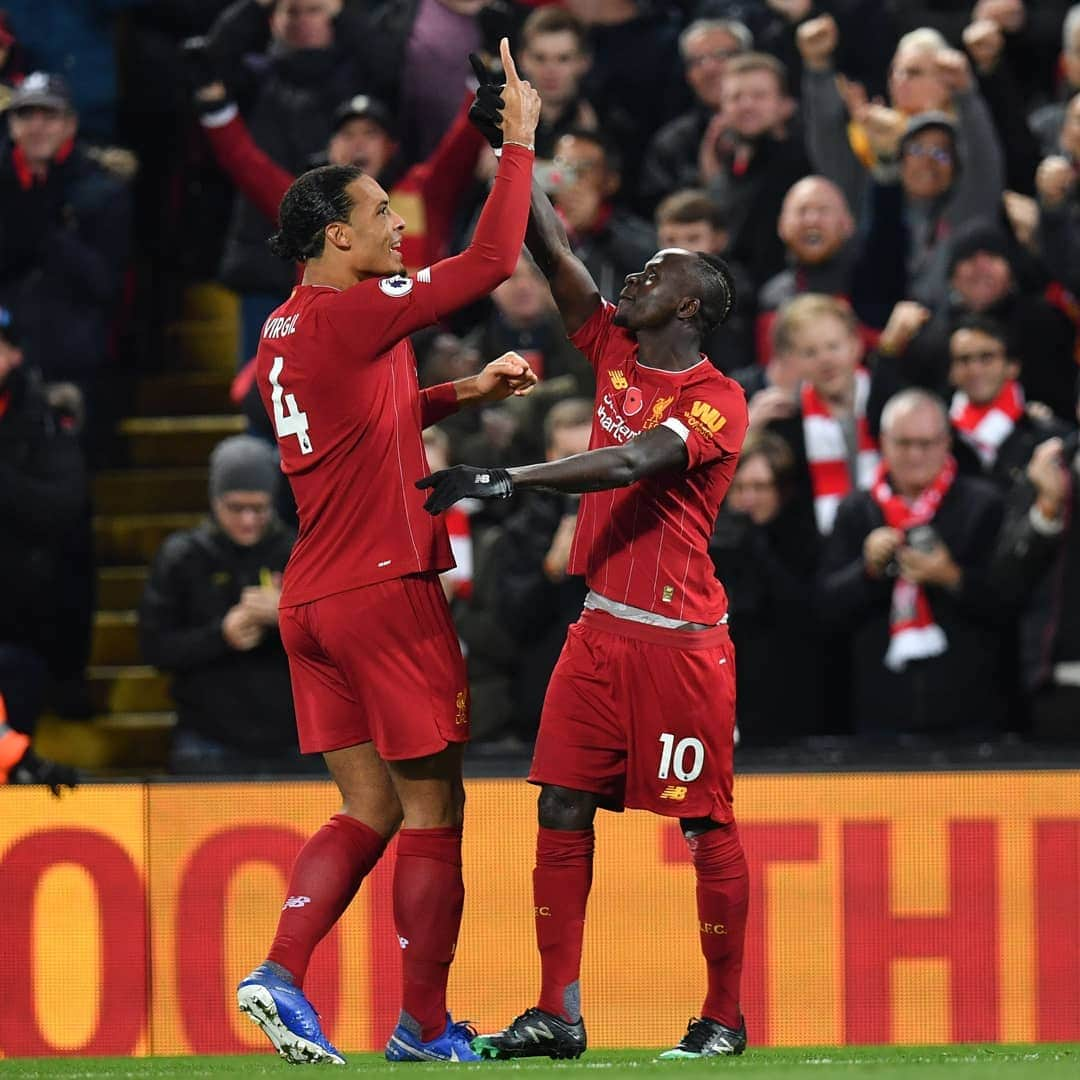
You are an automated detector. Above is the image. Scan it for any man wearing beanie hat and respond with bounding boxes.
[870,217,1078,425]
[139,435,312,775]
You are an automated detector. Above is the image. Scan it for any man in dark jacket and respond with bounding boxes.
[885,220,1078,423]
[139,434,310,775]
[700,52,812,290]
[946,314,1072,491]
[709,430,823,746]
[547,129,656,302]
[0,73,131,412]
[0,307,89,738]
[203,0,378,359]
[820,389,1010,741]
[990,387,1080,741]
[492,399,593,743]
[638,17,752,213]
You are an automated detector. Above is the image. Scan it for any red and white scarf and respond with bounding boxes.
[801,367,880,534]
[949,380,1024,469]
[870,456,957,672]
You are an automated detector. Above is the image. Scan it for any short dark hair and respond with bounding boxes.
[522,6,588,51]
[694,253,736,332]
[950,313,1010,352]
[557,127,622,175]
[655,188,727,231]
[269,164,364,262]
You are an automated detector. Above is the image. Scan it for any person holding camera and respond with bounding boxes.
[819,389,1011,742]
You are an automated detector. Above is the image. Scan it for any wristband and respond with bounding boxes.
[495,141,535,157]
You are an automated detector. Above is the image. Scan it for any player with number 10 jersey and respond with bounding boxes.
[417,151,751,1058]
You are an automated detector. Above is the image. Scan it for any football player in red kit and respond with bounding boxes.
[235,41,540,1066]
[418,81,750,1060]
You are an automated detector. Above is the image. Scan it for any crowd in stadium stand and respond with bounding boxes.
[2,0,1080,781]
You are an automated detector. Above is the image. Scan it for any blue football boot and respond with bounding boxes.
[237,963,345,1065]
[385,1012,482,1062]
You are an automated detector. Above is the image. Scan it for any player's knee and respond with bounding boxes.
[537,785,595,830]
[339,800,402,839]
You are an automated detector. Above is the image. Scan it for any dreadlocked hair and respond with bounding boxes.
[695,253,736,331]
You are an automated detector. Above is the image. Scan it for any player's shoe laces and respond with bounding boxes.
[385,1013,481,1062]
[471,1007,587,1060]
[659,1015,747,1058]
[237,963,345,1065]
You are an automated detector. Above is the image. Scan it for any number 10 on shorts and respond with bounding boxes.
[657,733,705,782]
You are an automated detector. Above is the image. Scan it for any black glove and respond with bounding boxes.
[9,747,78,798]
[416,465,514,514]
[468,51,505,149]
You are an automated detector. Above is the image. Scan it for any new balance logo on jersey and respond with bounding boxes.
[476,473,490,484]
[608,369,628,390]
[282,895,312,909]
[660,785,687,801]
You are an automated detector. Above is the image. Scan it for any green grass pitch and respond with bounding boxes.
[2,1046,1077,1079]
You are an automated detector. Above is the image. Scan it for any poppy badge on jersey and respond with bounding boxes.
[379,275,414,297]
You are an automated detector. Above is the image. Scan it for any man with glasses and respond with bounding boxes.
[819,389,1011,741]
[639,18,751,211]
[138,435,304,776]
[947,315,1071,490]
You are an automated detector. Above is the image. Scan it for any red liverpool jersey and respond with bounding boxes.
[567,300,748,624]
[255,282,453,606]
[253,143,534,608]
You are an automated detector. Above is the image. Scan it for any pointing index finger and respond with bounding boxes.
[499,37,520,84]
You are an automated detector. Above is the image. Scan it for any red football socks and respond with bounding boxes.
[393,826,465,1042]
[267,812,387,986]
[534,826,595,1023]
[688,823,748,1030]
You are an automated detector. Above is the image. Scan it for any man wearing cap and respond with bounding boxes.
[0,72,132,419]
[194,77,487,363]
[138,435,308,775]
[849,108,1008,316]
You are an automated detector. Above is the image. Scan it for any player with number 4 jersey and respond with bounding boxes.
[417,76,751,1060]
[236,40,542,1067]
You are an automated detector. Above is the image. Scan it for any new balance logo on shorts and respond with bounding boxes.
[282,895,312,909]
[660,785,687,801]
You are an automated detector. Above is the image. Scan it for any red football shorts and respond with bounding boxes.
[530,609,736,821]
[279,572,469,758]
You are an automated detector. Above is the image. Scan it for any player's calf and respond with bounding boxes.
[471,1007,586,1060]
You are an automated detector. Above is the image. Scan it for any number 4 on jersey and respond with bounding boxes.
[269,356,313,454]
